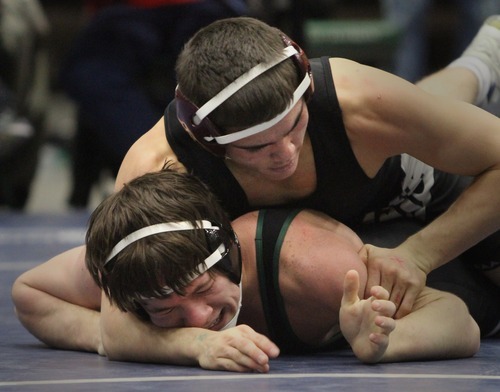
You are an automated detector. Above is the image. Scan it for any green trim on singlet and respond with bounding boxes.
[256,209,304,352]
[256,208,346,353]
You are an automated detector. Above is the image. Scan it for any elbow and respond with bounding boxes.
[466,316,481,357]
[11,275,33,325]
[10,275,50,346]
[100,329,123,361]
[455,296,481,358]
[99,321,133,362]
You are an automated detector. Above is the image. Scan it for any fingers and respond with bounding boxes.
[371,314,396,337]
[384,267,412,309]
[394,285,419,319]
[364,250,382,299]
[342,270,360,306]
[217,344,271,373]
[363,244,427,319]
[200,325,280,373]
[230,334,279,373]
[389,269,424,318]
[369,308,396,349]
[371,298,396,318]
[378,260,408,305]
[371,291,397,330]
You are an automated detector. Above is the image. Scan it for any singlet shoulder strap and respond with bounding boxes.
[255,208,316,353]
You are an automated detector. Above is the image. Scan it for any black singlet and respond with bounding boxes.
[165,57,402,225]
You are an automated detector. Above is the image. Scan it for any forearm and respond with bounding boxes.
[400,168,500,273]
[381,289,480,362]
[100,301,206,365]
[100,302,279,372]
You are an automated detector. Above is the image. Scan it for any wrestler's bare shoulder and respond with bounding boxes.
[114,117,186,191]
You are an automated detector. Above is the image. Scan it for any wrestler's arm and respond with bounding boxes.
[332,58,500,316]
[11,243,278,371]
[115,117,184,191]
[284,212,479,362]
[11,246,103,353]
[11,118,181,353]
[100,297,279,372]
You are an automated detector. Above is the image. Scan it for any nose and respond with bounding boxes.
[182,300,214,328]
[270,135,296,161]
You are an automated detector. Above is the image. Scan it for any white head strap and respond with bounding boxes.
[105,220,220,265]
[207,73,310,144]
[190,45,311,145]
[193,46,297,126]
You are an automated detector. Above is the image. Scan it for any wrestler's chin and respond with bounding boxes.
[264,159,298,181]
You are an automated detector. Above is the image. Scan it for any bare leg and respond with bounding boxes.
[379,288,480,362]
[417,15,500,106]
[339,270,480,363]
[416,67,478,103]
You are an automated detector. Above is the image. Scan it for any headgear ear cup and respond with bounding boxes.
[176,88,228,157]
[175,36,314,157]
[281,34,315,101]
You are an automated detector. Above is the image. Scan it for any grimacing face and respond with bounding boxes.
[138,272,241,330]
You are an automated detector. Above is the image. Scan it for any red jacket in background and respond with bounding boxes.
[85,0,201,13]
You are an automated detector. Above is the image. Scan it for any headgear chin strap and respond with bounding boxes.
[175,35,313,156]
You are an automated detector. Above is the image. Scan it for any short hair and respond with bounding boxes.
[175,17,300,129]
[85,166,233,317]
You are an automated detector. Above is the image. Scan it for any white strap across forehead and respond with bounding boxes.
[193,46,299,126]
[105,220,218,264]
[205,72,311,144]
[138,240,229,298]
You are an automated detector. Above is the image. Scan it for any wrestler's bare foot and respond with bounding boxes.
[339,270,397,363]
[462,15,500,104]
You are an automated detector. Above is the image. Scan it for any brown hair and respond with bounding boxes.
[175,17,300,129]
[85,166,232,317]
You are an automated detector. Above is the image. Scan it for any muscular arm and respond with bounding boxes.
[115,117,184,191]
[332,58,500,314]
[11,246,103,353]
[11,243,278,372]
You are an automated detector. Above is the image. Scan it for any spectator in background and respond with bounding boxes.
[381,0,500,82]
[60,0,248,207]
[0,0,49,209]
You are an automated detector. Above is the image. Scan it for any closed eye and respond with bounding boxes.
[236,125,298,152]
[195,280,214,295]
[149,306,174,316]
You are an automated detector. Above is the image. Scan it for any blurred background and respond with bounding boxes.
[1,0,499,214]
